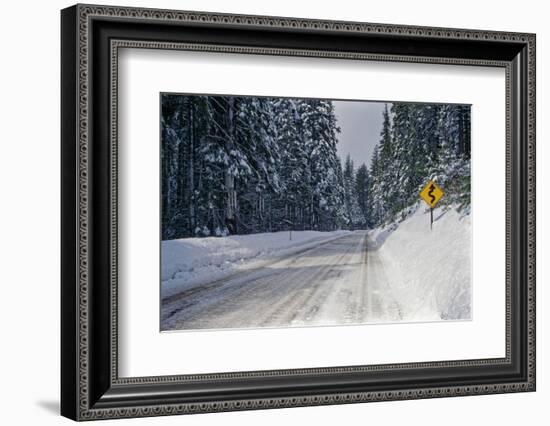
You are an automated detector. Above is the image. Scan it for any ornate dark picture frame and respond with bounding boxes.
[61,4,536,421]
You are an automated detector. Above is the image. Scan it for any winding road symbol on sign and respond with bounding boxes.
[427,184,436,204]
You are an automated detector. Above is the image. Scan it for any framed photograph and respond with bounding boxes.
[61,4,536,421]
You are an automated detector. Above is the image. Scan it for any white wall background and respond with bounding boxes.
[0,0,546,424]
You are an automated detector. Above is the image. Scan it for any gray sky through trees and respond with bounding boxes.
[333,100,388,168]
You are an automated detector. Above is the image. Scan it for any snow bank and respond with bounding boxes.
[370,204,471,321]
[162,230,350,298]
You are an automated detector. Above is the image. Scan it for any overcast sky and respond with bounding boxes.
[333,100,388,168]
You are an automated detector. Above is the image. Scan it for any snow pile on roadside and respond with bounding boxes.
[162,230,350,298]
[370,204,471,321]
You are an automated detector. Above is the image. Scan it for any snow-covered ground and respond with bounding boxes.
[162,231,369,330]
[162,230,350,298]
[160,204,471,330]
[369,203,471,321]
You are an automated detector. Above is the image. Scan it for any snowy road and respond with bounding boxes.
[161,231,402,331]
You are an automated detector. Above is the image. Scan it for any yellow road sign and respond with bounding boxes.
[419,180,444,208]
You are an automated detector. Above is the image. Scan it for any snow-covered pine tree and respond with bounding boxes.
[355,163,371,228]
[160,95,180,239]
[231,96,281,234]
[388,102,414,219]
[429,104,471,210]
[365,102,471,228]
[368,145,383,226]
[191,96,220,237]
[401,104,425,201]
[161,95,210,239]
[342,155,363,229]
[300,99,346,231]
[370,103,395,224]
[270,98,308,231]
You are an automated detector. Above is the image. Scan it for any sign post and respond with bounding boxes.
[282,219,293,241]
[419,180,444,230]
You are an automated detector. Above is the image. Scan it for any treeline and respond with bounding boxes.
[365,103,471,227]
[161,95,470,240]
[161,95,346,239]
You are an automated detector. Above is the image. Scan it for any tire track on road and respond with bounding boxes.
[293,232,368,325]
[259,235,363,327]
[162,233,353,326]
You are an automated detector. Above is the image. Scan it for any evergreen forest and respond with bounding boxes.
[161,94,470,240]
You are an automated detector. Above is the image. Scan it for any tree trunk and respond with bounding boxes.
[225,97,238,234]
[188,101,195,234]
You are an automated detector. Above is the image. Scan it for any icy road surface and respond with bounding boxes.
[161,231,402,331]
